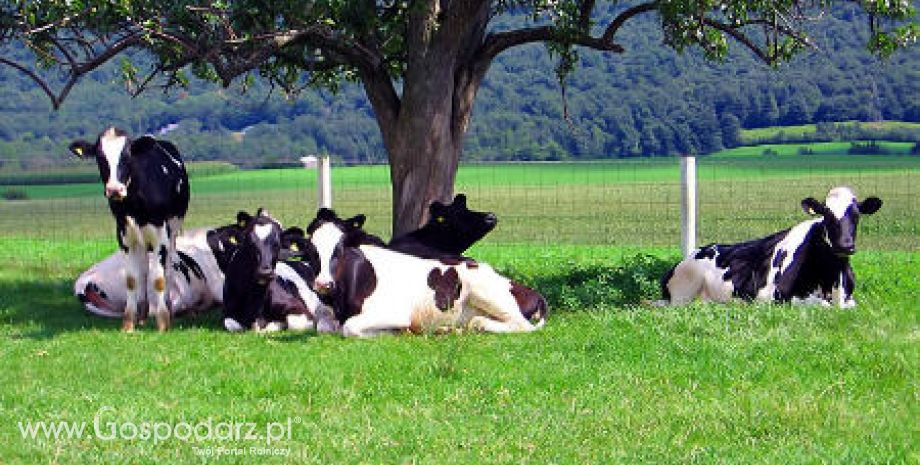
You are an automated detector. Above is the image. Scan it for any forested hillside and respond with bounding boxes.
[1,4,919,166]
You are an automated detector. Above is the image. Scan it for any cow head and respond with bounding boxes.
[279,226,321,271]
[306,208,367,295]
[243,209,283,284]
[801,187,882,256]
[206,211,253,271]
[70,127,132,201]
[425,194,498,253]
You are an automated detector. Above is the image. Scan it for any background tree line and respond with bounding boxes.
[2,4,919,168]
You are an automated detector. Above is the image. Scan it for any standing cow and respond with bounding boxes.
[661,187,882,307]
[70,128,189,331]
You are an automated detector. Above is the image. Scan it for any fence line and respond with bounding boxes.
[2,157,918,280]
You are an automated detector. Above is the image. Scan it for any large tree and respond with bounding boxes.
[2,1,916,235]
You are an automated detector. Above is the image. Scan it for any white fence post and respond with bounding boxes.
[317,156,332,209]
[680,154,697,257]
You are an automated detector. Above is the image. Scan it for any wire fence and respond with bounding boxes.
[1,156,918,280]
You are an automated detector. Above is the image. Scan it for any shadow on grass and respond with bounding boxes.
[0,279,225,339]
[509,253,678,312]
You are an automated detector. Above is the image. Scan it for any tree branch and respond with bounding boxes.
[0,57,72,109]
[602,2,659,42]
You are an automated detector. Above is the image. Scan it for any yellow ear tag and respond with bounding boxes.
[238,220,246,227]
[290,243,299,252]
[353,222,360,228]
[74,147,84,157]
[436,216,445,223]
[807,208,816,215]
[229,237,238,245]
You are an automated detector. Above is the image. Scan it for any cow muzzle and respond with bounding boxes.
[256,268,275,285]
[314,279,334,295]
[834,247,856,257]
[105,183,127,200]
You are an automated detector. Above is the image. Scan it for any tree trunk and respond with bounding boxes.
[385,75,464,237]
[360,2,491,237]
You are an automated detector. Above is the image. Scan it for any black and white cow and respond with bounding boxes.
[70,128,189,331]
[307,208,544,337]
[660,187,882,307]
[387,193,548,323]
[75,227,224,319]
[220,210,331,333]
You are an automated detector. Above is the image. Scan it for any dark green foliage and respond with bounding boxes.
[911,142,920,155]
[508,253,675,311]
[848,141,890,155]
[1,188,27,200]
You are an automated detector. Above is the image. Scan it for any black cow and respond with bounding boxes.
[387,194,497,258]
[219,210,331,332]
[70,128,189,331]
[661,187,882,307]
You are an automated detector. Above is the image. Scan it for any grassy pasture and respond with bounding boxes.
[1,148,919,464]
[739,120,920,144]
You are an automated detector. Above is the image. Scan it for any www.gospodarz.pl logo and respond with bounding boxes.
[18,406,299,447]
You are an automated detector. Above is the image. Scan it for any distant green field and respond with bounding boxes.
[2,151,919,259]
[711,142,916,158]
[739,121,920,144]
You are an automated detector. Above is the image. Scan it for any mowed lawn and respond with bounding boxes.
[1,153,919,464]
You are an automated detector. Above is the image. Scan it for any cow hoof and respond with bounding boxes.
[156,314,170,332]
[223,318,245,332]
[122,320,135,332]
[286,314,311,332]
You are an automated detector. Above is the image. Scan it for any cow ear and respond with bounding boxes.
[858,197,882,215]
[429,200,446,218]
[69,140,95,158]
[283,227,305,239]
[317,208,338,222]
[346,214,366,229]
[801,198,827,216]
[236,211,253,228]
[453,193,467,208]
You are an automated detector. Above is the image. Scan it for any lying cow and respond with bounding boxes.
[70,128,189,331]
[75,227,226,319]
[307,208,544,337]
[220,209,332,333]
[387,193,548,324]
[387,193,497,258]
[660,187,882,307]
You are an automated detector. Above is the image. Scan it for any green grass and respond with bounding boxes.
[1,240,917,464]
[739,121,920,145]
[1,153,918,463]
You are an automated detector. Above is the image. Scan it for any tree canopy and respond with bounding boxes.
[2,1,916,233]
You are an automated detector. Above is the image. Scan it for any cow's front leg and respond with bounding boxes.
[341,313,405,338]
[124,245,148,332]
[468,315,538,333]
[150,226,173,331]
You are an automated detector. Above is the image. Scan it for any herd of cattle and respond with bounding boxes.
[69,128,883,336]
